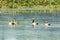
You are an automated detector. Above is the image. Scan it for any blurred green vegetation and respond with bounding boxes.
[0,0,60,8]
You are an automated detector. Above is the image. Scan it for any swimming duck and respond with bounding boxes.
[9,19,19,26]
[32,18,38,30]
[32,18,38,26]
[44,21,50,28]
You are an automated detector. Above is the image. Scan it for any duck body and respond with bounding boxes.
[9,20,19,26]
[32,22,36,26]
[9,21,17,25]
[44,22,51,29]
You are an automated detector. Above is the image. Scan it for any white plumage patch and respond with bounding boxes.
[32,22,36,26]
[9,22,12,25]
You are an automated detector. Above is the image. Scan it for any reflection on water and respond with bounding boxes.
[0,13,60,40]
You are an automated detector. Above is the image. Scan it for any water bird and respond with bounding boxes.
[32,18,38,30]
[9,19,19,26]
[44,21,51,28]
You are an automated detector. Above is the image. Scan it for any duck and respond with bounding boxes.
[32,18,38,30]
[32,18,38,26]
[44,21,51,28]
[9,19,19,26]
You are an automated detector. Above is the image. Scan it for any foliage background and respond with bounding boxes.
[0,0,60,8]
[0,0,60,14]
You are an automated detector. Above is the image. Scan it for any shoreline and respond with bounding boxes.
[0,8,60,14]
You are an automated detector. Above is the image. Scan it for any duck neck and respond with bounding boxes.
[32,20,34,23]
